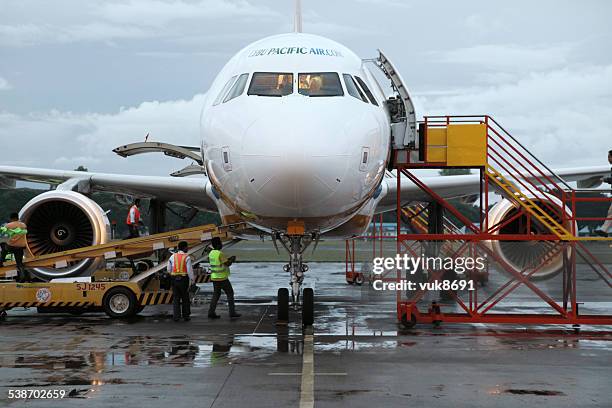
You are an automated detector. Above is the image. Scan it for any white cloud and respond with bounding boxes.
[354,0,412,8]
[0,76,11,90]
[0,22,154,47]
[135,50,232,59]
[463,14,506,36]
[415,64,612,168]
[0,0,278,47]
[430,43,574,73]
[99,0,278,26]
[0,94,207,175]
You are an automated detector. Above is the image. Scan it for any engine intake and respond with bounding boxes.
[487,194,575,280]
[20,191,110,280]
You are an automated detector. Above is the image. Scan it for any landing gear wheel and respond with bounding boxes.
[277,288,289,323]
[400,313,417,329]
[354,274,364,286]
[302,288,314,327]
[102,287,137,318]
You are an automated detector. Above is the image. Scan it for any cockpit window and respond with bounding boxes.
[298,72,344,97]
[343,74,368,103]
[213,75,237,106]
[247,72,293,97]
[223,73,249,103]
[354,76,379,106]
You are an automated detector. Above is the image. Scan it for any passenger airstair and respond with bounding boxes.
[401,203,463,235]
[384,114,611,327]
[393,115,611,243]
[485,165,575,240]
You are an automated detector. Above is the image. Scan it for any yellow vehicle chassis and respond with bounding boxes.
[0,271,210,309]
[0,222,241,319]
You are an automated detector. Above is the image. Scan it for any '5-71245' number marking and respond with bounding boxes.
[75,283,107,291]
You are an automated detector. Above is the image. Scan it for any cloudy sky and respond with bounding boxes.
[0,0,610,177]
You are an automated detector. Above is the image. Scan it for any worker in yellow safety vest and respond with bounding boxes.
[0,212,31,282]
[207,237,240,319]
[167,241,194,322]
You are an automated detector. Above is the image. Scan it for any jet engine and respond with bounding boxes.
[487,193,575,280]
[19,191,111,280]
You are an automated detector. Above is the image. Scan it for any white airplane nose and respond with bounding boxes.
[240,108,353,213]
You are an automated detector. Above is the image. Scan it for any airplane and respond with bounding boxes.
[0,2,609,320]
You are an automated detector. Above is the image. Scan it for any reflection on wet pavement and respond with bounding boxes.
[0,262,610,407]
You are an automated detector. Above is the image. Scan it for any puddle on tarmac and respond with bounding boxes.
[315,339,399,351]
[503,389,565,396]
[0,333,305,371]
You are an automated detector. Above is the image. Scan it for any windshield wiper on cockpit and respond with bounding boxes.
[251,93,283,97]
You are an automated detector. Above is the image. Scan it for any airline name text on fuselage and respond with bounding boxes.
[248,47,343,57]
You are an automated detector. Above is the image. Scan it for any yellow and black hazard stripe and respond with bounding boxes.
[138,292,173,306]
[0,301,93,308]
[195,274,211,284]
[137,275,209,306]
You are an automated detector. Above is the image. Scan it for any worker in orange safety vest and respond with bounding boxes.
[167,241,194,322]
[126,198,143,238]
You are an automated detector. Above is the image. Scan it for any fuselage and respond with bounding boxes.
[200,33,390,236]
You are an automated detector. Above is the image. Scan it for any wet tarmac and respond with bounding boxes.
[1,262,611,407]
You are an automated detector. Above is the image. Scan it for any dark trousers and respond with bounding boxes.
[171,276,191,320]
[208,280,236,316]
[127,224,140,238]
[0,244,28,282]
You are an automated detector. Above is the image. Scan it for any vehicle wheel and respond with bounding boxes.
[102,287,137,318]
[400,313,416,329]
[0,310,7,321]
[354,274,364,286]
[277,288,289,322]
[302,288,314,327]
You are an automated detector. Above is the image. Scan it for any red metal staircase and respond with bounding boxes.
[389,115,611,327]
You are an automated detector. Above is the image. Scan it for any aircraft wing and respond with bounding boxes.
[0,166,217,212]
[376,166,611,213]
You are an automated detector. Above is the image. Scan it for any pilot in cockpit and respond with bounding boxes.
[278,75,292,94]
[308,76,322,95]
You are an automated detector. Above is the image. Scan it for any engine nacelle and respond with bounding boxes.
[487,193,576,280]
[19,191,111,280]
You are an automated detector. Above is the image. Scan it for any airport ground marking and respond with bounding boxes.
[268,373,347,376]
[252,305,269,334]
[209,365,234,408]
[299,334,314,408]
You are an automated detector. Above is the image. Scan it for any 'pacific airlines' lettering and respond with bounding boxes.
[248,47,343,57]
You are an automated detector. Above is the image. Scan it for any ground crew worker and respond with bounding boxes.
[207,237,240,319]
[0,212,30,282]
[126,199,142,238]
[595,149,612,237]
[167,241,194,321]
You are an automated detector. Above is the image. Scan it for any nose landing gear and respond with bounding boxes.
[275,233,316,328]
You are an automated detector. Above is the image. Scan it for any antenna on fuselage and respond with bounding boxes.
[294,0,303,33]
